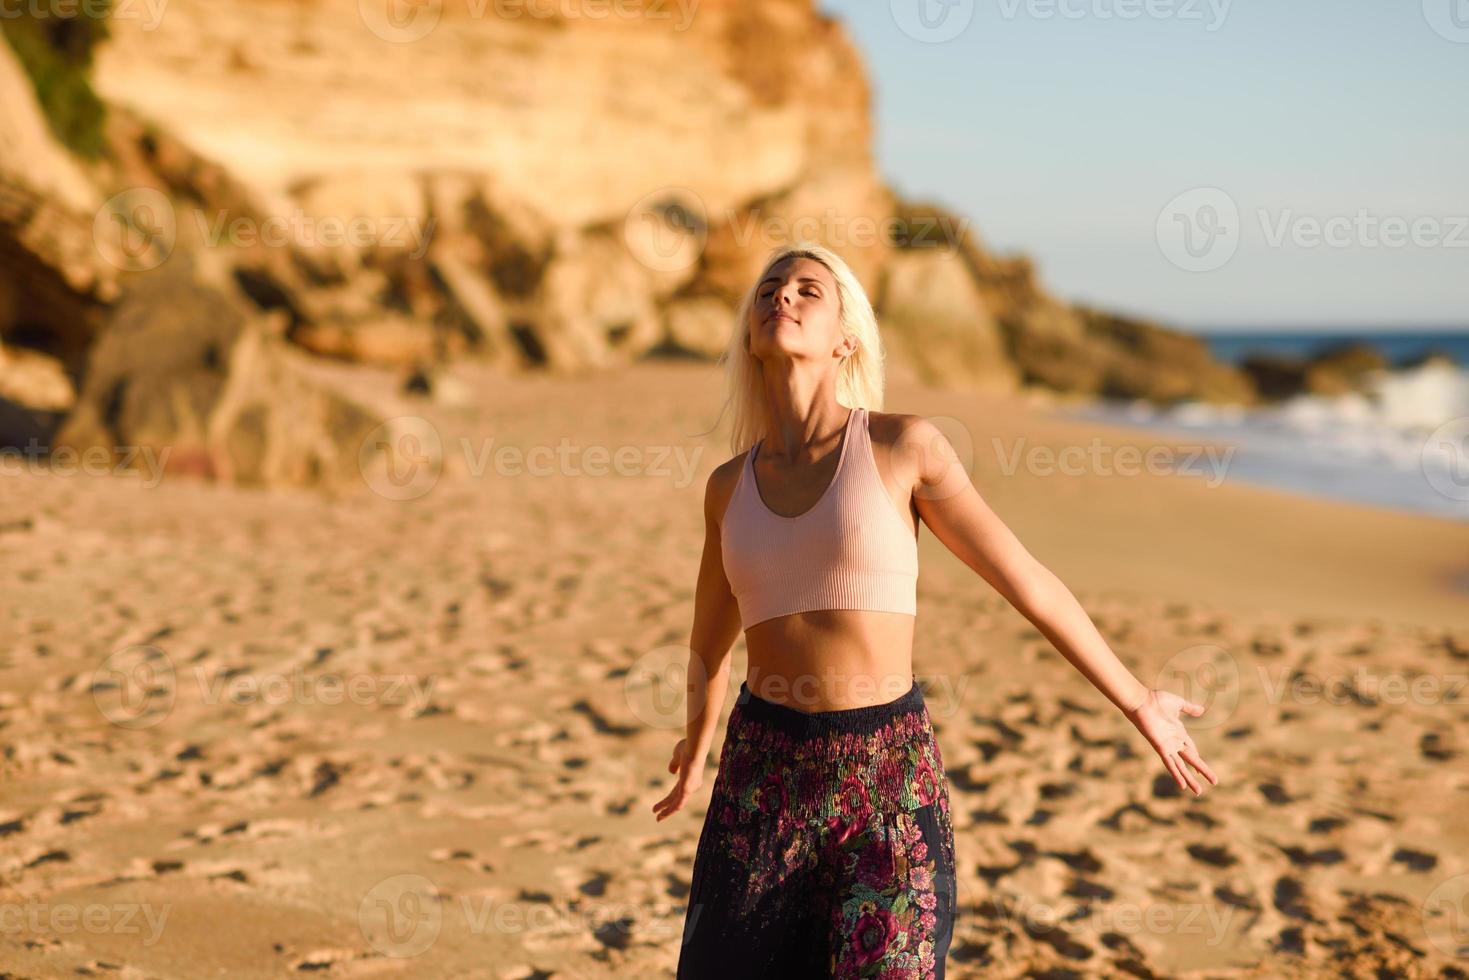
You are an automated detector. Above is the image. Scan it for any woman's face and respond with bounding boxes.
[747,256,850,364]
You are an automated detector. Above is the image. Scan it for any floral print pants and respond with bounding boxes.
[677,677,957,979]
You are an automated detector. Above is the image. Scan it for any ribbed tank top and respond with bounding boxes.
[720,406,919,630]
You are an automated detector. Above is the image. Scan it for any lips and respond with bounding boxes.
[768,312,797,324]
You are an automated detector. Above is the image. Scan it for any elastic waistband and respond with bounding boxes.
[732,676,925,739]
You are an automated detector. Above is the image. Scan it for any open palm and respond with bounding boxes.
[1125,689,1220,796]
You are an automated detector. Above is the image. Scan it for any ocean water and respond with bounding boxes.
[1199,329,1469,368]
[1057,330,1469,523]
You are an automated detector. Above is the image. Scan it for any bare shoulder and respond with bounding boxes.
[703,450,750,525]
[865,410,927,485]
[866,410,968,491]
[866,409,929,447]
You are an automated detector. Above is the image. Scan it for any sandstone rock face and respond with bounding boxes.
[90,0,874,232]
[0,36,99,215]
[87,0,897,372]
[876,249,1019,395]
[0,36,120,388]
[1079,307,1257,406]
[3,0,1271,446]
[0,176,118,376]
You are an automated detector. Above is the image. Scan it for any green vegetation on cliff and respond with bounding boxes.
[1,6,111,159]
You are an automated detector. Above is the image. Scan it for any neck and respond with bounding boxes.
[758,377,850,465]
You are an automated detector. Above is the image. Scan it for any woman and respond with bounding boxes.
[652,242,1219,979]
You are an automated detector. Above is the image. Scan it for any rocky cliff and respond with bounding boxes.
[1,0,1273,486]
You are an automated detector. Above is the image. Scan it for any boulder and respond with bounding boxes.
[0,176,118,376]
[290,315,440,368]
[529,230,663,370]
[1397,348,1458,370]
[0,341,75,447]
[1241,343,1388,402]
[54,252,389,490]
[289,169,433,277]
[1303,342,1389,395]
[1240,354,1310,401]
[999,313,1108,396]
[661,295,736,359]
[1080,308,1257,406]
[876,248,1019,394]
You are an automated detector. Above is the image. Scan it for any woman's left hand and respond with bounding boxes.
[1123,690,1220,796]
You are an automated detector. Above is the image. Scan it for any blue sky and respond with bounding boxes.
[818,0,1468,331]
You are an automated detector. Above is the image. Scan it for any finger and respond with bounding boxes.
[1172,752,1202,795]
[1182,700,1206,717]
[1180,745,1219,785]
[1161,752,1188,794]
[658,789,686,821]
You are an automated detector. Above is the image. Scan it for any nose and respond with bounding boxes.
[769,282,797,310]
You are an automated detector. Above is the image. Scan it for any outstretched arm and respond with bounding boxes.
[899,417,1220,797]
[652,466,743,821]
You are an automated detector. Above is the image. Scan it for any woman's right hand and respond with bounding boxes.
[651,738,704,821]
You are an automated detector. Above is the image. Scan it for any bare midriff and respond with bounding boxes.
[742,608,917,713]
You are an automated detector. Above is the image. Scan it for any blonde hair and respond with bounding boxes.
[712,242,887,456]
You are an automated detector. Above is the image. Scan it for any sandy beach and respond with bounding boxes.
[0,359,1466,978]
